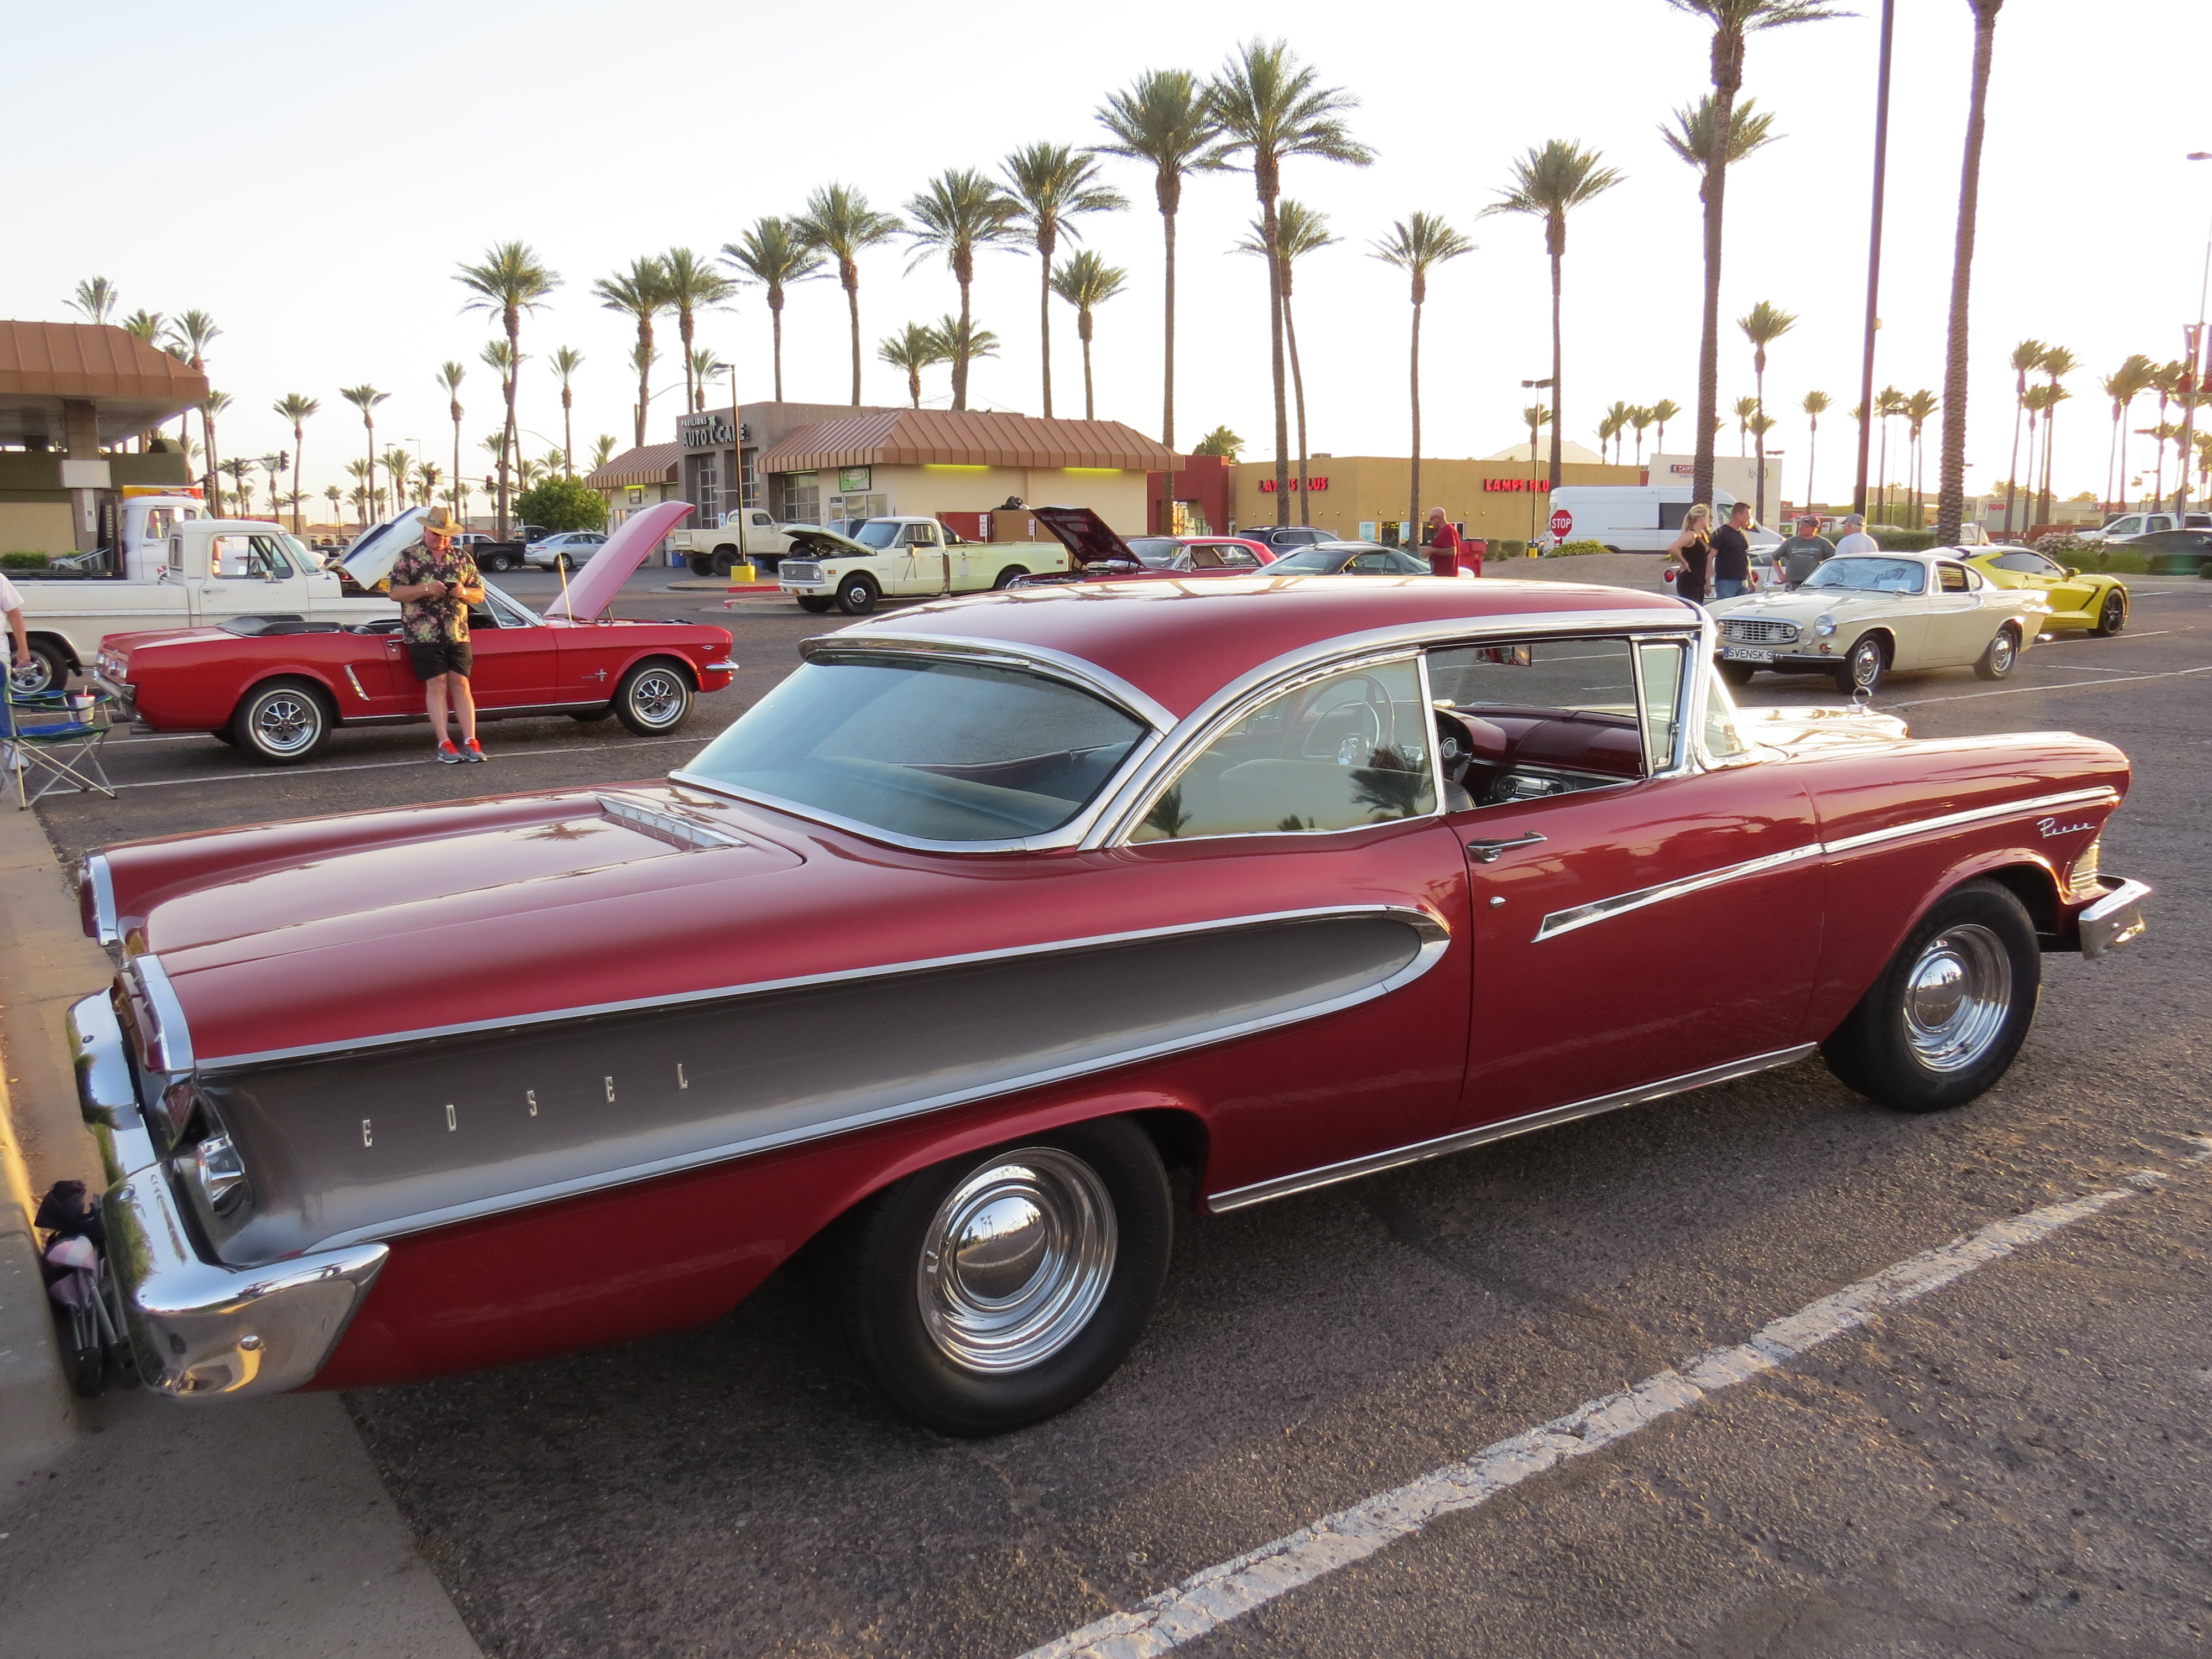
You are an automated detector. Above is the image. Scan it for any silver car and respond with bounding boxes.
[523,530,608,571]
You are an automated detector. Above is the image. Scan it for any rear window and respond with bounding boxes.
[681,658,1145,842]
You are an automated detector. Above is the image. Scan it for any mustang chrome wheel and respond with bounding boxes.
[917,1149,1117,1374]
[232,680,331,763]
[1900,924,2012,1072]
[613,661,692,735]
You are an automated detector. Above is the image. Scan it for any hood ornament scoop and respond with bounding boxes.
[597,794,745,851]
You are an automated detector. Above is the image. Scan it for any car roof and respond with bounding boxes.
[832,577,1687,719]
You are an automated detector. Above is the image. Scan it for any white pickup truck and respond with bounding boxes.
[9,496,397,691]
[669,509,802,577]
[776,516,1071,614]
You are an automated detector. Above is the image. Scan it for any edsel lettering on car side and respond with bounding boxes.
[68,575,2151,1433]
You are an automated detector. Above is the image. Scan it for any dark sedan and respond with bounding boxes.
[2111,528,2212,575]
[1267,542,1437,576]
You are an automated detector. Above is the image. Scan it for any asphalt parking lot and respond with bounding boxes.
[25,570,2212,1659]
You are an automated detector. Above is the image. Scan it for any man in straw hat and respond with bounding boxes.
[388,507,488,763]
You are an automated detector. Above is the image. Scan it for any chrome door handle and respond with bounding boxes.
[1466,832,1547,863]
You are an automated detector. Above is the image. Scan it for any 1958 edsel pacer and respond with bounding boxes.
[69,575,2152,1433]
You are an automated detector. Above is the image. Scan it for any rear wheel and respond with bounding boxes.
[992,565,1029,589]
[686,554,714,578]
[1834,633,1887,696]
[710,546,743,576]
[612,659,692,735]
[2091,590,2127,637]
[14,638,72,695]
[1821,879,2040,1113]
[834,572,880,615]
[229,678,331,764]
[828,1118,1171,1436]
[1973,623,2020,681]
[796,595,836,613]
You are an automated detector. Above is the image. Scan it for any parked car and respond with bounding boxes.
[1965,546,2129,635]
[523,530,609,571]
[671,509,802,576]
[1004,507,1276,587]
[1267,541,1436,576]
[2078,510,2210,544]
[70,577,2148,1430]
[1242,525,1335,554]
[1708,551,2051,693]
[2110,527,2212,575]
[776,516,1071,614]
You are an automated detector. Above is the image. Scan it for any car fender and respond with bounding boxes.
[229,664,347,727]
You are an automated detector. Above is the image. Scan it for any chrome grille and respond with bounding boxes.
[779,562,823,584]
[1721,618,1799,644]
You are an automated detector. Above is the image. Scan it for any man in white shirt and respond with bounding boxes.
[1834,513,1881,556]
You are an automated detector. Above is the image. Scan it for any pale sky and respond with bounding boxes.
[9,0,2207,512]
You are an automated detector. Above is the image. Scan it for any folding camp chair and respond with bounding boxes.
[4,682,118,808]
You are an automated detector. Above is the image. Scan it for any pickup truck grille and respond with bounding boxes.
[779,562,823,585]
[1720,618,1799,644]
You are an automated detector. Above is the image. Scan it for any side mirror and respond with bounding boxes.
[2064,567,2079,578]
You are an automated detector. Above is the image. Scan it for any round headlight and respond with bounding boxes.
[1814,612,1838,637]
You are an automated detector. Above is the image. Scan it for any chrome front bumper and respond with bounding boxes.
[2077,875,2152,959]
[70,990,388,1400]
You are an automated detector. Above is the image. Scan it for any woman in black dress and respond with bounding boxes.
[1667,502,1714,605]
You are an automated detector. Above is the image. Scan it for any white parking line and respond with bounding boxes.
[102,734,702,790]
[2033,630,2171,643]
[1884,662,2212,709]
[2041,664,2142,674]
[1017,1139,2212,1659]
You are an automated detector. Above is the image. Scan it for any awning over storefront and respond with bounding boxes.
[0,320,210,447]
[583,442,682,489]
[757,410,1176,474]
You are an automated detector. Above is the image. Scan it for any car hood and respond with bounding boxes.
[1029,505,1135,567]
[336,507,429,588]
[543,500,693,621]
[1738,702,1913,754]
[779,525,877,559]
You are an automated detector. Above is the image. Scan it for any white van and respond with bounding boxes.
[1542,486,1781,554]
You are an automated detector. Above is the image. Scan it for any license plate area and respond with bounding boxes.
[1721,646,1776,662]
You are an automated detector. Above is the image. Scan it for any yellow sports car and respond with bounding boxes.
[1965,546,2128,636]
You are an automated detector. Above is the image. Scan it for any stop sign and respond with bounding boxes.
[1548,508,1573,540]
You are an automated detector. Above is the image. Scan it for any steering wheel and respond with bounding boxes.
[1289,674,1389,763]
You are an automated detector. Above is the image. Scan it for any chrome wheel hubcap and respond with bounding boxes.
[1901,923,2011,1072]
[253,695,317,752]
[918,1148,1116,1374]
[1991,633,2014,671]
[1851,643,1881,685]
[629,672,684,726]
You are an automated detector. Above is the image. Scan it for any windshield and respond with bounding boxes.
[1268,547,1345,573]
[1803,556,1927,594]
[682,658,1146,842]
[853,521,904,549]
[1126,538,1180,567]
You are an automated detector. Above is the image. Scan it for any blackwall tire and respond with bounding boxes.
[830,1118,1172,1436]
[612,659,692,735]
[1820,878,2041,1113]
[687,554,714,578]
[1718,660,1757,686]
[992,565,1029,589]
[835,573,879,615]
[1834,634,1886,696]
[1973,624,2020,681]
[15,639,72,695]
[2091,591,2126,637]
[229,679,332,764]
[796,596,836,613]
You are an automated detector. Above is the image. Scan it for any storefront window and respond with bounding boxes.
[776,471,821,525]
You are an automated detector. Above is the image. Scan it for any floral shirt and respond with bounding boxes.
[388,544,481,643]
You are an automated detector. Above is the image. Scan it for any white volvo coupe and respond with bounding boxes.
[1708,552,2052,694]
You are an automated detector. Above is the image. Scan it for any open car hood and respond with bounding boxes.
[544,500,693,621]
[1029,505,1137,567]
[336,507,428,588]
[780,524,877,559]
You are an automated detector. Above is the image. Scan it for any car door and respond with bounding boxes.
[1924,560,1992,662]
[2025,550,2097,622]
[462,592,555,707]
[1432,633,1823,1125]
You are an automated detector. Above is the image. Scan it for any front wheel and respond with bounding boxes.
[795,595,836,613]
[1973,624,2020,681]
[1717,660,1757,686]
[1820,879,2040,1113]
[1834,633,1887,696]
[612,660,692,735]
[229,678,331,764]
[834,572,879,615]
[2091,591,2127,637]
[828,1119,1172,1436]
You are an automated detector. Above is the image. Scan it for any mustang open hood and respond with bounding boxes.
[337,507,429,589]
[1029,505,1137,567]
[544,500,694,621]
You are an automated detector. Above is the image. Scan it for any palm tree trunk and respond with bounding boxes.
[2104,407,2118,517]
[1080,312,1097,421]
[451,417,461,527]
[1806,418,1818,510]
[846,276,863,406]
[954,274,973,412]
[680,311,696,416]
[1753,362,1767,523]
[1284,274,1311,527]
[364,421,377,527]
[2116,400,2130,515]
[1693,54,1739,510]
[1161,196,1178,451]
[1934,3,1996,542]
[290,429,304,534]
[771,294,786,402]
[562,390,573,477]
[1260,174,1290,525]
[1547,249,1564,490]
[2004,377,2026,534]
[1039,228,1055,419]
[2039,391,2056,523]
[1408,300,1423,553]
[1875,420,1888,524]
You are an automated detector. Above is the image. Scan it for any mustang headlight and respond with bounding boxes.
[1814,612,1838,637]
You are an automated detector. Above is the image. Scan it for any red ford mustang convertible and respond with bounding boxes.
[69,577,2150,1431]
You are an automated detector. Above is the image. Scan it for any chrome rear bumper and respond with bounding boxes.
[2078,875,2152,959]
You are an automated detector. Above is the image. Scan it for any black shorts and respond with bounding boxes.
[406,641,473,681]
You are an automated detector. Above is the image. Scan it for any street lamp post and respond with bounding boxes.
[2175,152,2210,515]
[1520,378,1554,542]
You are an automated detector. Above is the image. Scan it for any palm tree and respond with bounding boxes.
[1903,389,1939,523]
[792,184,903,406]
[1662,0,1843,509]
[481,340,520,497]
[2101,354,2158,514]
[1873,386,1907,520]
[2022,383,2063,521]
[165,310,223,500]
[1193,425,1244,458]
[903,170,1023,412]
[1371,212,1474,549]
[1234,200,1338,520]
[220,457,253,518]
[1094,69,1227,451]
[590,434,619,472]
[456,241,561,539]
[2152,359,2192,509]
[1211,38,1373,521]
[1049,251,1129,421]
[1736,299,1795,520]
[688,348,727,412]
[1933,0,2003,544]
[1801,389,1831,507]
[2036,346,2077,523]
[658,248,731,418]
[879,322,952,407]
[2001,339,2047,534]
[272,393,318,533]
[547,348,581,474]
[1629,406,1655,468]
[593,257,671,450]
[1521,403,1553,538]
[120,310,165,345]
[67,276,121,325]
[1649,398,1682,456]
[323,483,342,527]
[338,385,388,522]
[383,447,414,512]
[1001,143,1126,418]
[418,462,444,510]
[1604,401,1637,464]
[1598,407,1625,465]
[922,315,1000,392]
[1733,394,1760,457]
[720,217,826,402]
[1660,93,1781,194]
[1483,140,1622,491]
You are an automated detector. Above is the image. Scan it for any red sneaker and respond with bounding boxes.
[463,738,487,763]
[436,739,464,765]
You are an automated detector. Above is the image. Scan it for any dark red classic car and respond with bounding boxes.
[69,576,2149,1432]
[1009,504,1277,586]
